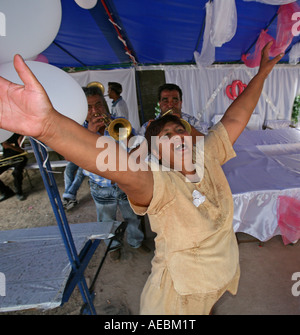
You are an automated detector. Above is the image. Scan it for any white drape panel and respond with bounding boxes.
[194,0,237,67]
[68,68,140,130]
[210,0,237,47]
[193,1,215,67]
[164,64,300,126]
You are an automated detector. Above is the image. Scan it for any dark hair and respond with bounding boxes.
[144,114,185,154]
[157,83,182,101]
[82,85,104,98]
[82,86,110,114]
[108,82,122,95]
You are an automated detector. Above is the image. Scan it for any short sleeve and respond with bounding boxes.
[129,169,176,216]
[204,121,236,165]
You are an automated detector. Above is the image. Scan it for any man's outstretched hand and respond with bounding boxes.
[258,41,284,79]
[0,54,56,140]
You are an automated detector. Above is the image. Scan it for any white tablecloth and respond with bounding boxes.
[223,128,300,241]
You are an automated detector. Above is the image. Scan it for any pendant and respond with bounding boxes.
[192,189,206,207]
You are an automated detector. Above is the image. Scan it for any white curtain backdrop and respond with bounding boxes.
[68,64,300,130]
[164,64,300,127]
[68,67,140,130]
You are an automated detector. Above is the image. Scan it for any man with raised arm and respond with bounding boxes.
[0,42,282,314]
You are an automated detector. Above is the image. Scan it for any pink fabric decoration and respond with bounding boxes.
[242,30,274,67]
[242,3,300,67]
[34,54,49,63]
[277,195,300,245]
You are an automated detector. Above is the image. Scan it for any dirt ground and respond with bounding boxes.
[1,163,299,316]
[0,165,155,315]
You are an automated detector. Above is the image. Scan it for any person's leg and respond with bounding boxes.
[63,162,85,209]
[140,269,216,315]
[65,167,85,199]
[12,156,27,200]
[0,178,15,201]
[63,162,79,200]
[89,181,120,251]
[116,186,144,248]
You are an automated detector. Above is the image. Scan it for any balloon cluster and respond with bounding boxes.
[0,0,88,142]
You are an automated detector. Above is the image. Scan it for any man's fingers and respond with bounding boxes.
[262,41,273,56]
[273,52,284,64]
[261,41,284,67]
[13,54,41,90]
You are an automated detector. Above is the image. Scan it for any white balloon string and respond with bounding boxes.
[31,137,61,174]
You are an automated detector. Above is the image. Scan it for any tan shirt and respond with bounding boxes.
[130,122,240,295]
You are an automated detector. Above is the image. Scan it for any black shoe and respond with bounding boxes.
[0,189,15,202]
[65,199,78,211]
[16,193,26,201]
[62,198,78,210]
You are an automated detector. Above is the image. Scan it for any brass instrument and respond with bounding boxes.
[87,81,132,140]
[87,81,105,95]
[162,109,192,134]
[0,152,28,167]
[94,114,132,141]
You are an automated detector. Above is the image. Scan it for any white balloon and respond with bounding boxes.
[0,0,62,64]
[0,129,13,143]
[0,61,88,125]
[74,0,98,9]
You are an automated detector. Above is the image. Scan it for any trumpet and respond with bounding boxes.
[0,152,28,167]
[93,114,132,141]
[162,109,192,134]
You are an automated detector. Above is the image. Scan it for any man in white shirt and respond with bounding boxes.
[108,82,129,119]
[138,83,208,137]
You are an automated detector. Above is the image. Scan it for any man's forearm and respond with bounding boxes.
[225,72,266,124]
[220,42,283,144]
[37,110,153,205]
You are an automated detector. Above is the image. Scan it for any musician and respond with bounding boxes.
[0,133,28,201]
[82,85,147,261]
[0,42,282,313]
[108,82,129,119]
[131,83,207,154]
[137,83,208,137]
[62,84,107,210]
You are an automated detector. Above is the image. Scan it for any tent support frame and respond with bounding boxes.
[29,137,98,315]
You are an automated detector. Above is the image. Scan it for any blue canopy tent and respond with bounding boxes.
[43,0,300,69]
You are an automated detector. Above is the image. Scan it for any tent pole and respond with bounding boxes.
[135,68,145,125]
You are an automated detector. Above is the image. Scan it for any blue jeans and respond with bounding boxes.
[89,181,144,249]
[63,162,85,200]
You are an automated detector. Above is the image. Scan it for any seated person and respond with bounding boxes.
[0,133,28,201]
